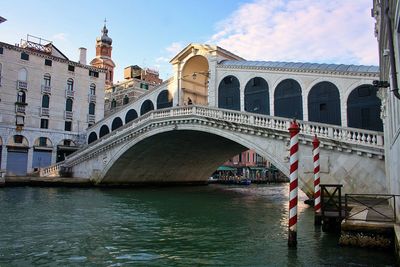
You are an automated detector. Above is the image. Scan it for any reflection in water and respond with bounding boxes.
[0,185,395,266]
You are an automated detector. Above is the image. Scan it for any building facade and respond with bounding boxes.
[373,0,400,215]
[0,35,105,175]
[104,65,163,116]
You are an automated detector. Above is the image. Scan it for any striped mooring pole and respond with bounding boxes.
[288,120,300,247]
[313,135,322,225]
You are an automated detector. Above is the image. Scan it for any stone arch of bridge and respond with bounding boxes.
[181,55,209,106]
[99,124,292,187]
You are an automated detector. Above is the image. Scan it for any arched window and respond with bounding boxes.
[308,81,341,125]
[67,78,74,91]
[274,79,303,119]
[90,83,96,95]
[111,99,117,109]
[140,100,154,115]
[218,75,240,111]
[157,90,173,109]
[43,74,51,86]
[17,91,26,103]
[244,77,269,115]
[66,98,73,112]
[347,85,383,131]
[89,102,95,115]
[42,94,50,108]
[123,95,129,105]
[18,68,27,81]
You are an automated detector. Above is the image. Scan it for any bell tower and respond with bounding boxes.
[90,20,116,86]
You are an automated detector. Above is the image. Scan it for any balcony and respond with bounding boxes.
[88,94,96,103]
[87,114,96,124]
[65,90,74,98]
[17,80,28,90]
[15,104,26,114]
[64,111,73,120]
[41,85,51,94]
[40,107,49,117]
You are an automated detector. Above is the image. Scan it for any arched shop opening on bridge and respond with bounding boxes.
[274,79,303,120]
[218,75,240,111]
[140,99,154,115]
[157,90,173,109]
[244,77,269,115]
[125,109,138,124]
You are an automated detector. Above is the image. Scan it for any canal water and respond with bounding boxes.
[0,184,396,266]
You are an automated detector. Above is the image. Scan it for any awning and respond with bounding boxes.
[217,166,236,171]
[248,167,266,171]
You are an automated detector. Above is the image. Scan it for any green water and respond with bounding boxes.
[0,185,396,266]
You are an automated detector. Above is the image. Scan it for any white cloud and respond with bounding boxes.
[52,32,68,41]
[210,0,378,65]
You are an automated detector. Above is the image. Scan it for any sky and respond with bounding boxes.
[0,0,378,81]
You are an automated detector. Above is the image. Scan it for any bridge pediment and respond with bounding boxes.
[169,43,244,65]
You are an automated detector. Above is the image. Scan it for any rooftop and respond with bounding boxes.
[218,60,379,74]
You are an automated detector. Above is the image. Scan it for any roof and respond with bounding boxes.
[217,166,236,171]
[218,60,379,74]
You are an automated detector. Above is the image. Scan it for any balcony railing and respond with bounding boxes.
[41,85,51,94]
[15,104,26,114]
[88,94,96,103]
[40,107,49,117]
[65,90,74,98]
[87,114,96,124]
[64,111,73,120]
[17,80,28,90]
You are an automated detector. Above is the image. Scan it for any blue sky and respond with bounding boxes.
[0,0,378,81]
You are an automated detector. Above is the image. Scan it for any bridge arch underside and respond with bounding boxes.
[101,130,248,185]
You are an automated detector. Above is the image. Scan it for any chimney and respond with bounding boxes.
[78,47,87,65]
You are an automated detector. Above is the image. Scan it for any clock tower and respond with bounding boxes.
[90,21,116,86]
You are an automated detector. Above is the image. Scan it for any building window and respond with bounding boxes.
[89,102,95,115]
[16,116,24,126]
[123,95,129,105]
[18,68,27,81]
[43,74,51,86]
[40,119,49,129]
[17,91,26,103]
[42,95,50,108]
[45,59,52,66]
[65,121,72,131]
[68,65,75,72]
[39,137,47,146]
[0,47,3,54]
[21,52,29,60]
[140,83,149,89]
[67,78,74,91]
[111,99,117,109]
[89,70,99,77]
[66,98,73,111]
[14,135,24,143]
[90,83,96,95]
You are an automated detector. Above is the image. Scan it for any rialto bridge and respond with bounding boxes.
[41,44,386,196]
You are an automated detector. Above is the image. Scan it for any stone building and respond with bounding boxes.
[104,65,163,115]
[0,35,105,175]
[372,0,400,214]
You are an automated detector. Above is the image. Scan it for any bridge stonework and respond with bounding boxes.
[42,106,386,197]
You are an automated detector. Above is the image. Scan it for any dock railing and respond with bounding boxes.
[344,194,399,223]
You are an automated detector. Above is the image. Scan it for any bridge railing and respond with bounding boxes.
[41,105,384,175]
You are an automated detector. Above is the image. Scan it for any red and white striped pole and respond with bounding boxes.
[288,120,300,247]
[312,135,322,225]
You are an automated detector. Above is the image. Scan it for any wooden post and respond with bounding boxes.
[313,135,322,225]
[288,120,300,247]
